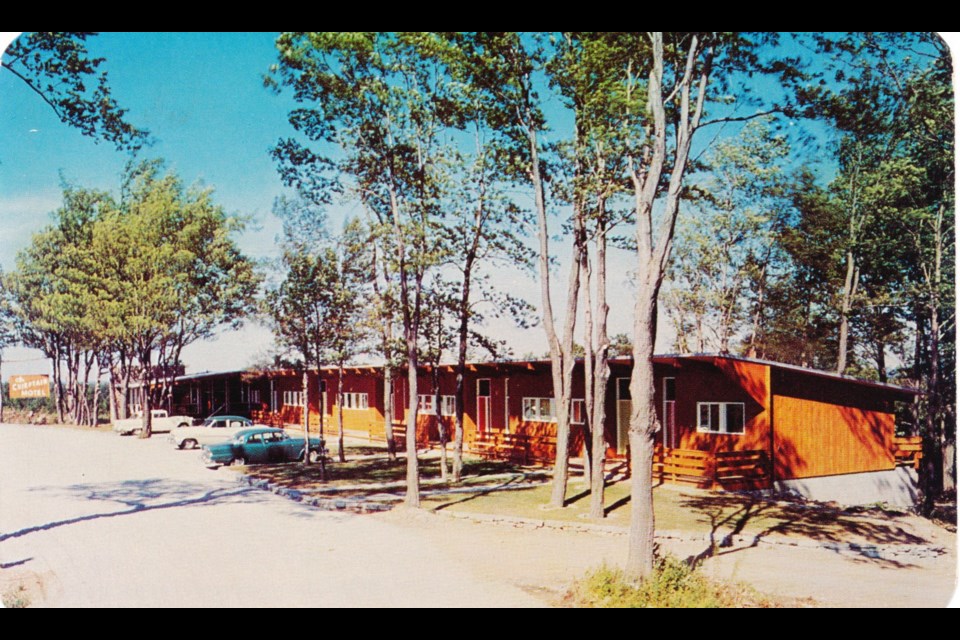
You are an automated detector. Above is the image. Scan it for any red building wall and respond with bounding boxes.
[771,369,896,480]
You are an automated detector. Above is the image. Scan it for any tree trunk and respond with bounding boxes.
[139,351,153,438]
[302,369,311,465]
[589,218,610,520]
[384,366,396,460]
[434,370,447,481]
[837,245,858,374]
[90,354,102,426]
[626,287,659,578]
[453,360,466,482]
[529,120,581,510]
[337,366,346,463]
[404,352,420,508]
[452,248,478,483]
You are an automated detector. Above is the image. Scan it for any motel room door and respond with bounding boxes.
[477,378,491,434]
[662,377,677,449]
[616,378,631,455]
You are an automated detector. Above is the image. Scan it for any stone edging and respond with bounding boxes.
[238,474,948,561]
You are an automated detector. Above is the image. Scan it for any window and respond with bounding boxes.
[283,390,303,407]
[441,395,456,417]
[571,399,585,424]
[697,402,745,435]
[522,397,557,423]
[249,389,261,404]
[418,394,435,413]
[342,392,368,410]
[189,386,200,405]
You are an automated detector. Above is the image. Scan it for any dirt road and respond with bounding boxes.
[1,423,955,607]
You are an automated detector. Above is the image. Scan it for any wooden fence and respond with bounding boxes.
[893,436,923,470]
[653,447,770,490]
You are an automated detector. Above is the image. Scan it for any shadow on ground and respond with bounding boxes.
[679,492,935,568]
[1,479,262,542]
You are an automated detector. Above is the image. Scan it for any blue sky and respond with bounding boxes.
[0,32,955,379]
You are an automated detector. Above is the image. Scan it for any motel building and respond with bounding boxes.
[130,353,922,506]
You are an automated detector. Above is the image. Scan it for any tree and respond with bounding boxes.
[91,161,259,437]
[778,33,954,500]
[269,32,456,507]
[2,32,148,151]
[7,185,115,426]
[443,32,585,509]
[322,219,370,463]
[622,33,775,580]
[665,118,791,355]
[0,269,17,423]
[550,32,639,519]
[264,196,330,465]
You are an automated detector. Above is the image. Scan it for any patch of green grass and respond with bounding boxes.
[566,556,781,608]
[241,450,526,497]
[2,585,31,609]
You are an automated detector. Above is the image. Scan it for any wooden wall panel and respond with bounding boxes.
[773,394,894,479]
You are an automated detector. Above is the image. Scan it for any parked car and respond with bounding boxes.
[113,409,194,436]
[201,427,326,468]
[170,415,256,449]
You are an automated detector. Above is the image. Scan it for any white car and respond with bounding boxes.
[170,415,259,449]
[113,409,194,435]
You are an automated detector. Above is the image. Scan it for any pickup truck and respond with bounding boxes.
[113,409,194,435]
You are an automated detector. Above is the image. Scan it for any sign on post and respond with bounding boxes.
[9,375,50,399]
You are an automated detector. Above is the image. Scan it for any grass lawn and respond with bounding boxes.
[238,442,935,548]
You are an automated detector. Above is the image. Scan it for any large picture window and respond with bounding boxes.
[283,390,303,407]
[522,397,557,423]
[343,392,368,410]
[697,402,745,435]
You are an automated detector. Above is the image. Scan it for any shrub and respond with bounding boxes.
[568,554,777,608]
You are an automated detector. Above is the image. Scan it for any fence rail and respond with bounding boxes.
[893,436,923,470]
[653,447,770,490]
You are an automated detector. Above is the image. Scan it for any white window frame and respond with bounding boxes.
[249,388,261,405]
[522,397,557,423]
[441,395,456,417]
[283,390,304,407]
[343,392,369,410]
[418,394,436,413]
[696,402,745,435]
[571,399,585,424]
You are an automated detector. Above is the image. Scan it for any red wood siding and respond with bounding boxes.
[771,369,895,479]
[656,359,771,456]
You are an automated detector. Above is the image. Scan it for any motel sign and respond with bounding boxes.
[9,375,50,399]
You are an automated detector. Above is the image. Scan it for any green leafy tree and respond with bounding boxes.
[442,32,586,509]
[2,32,148,151]
[665,118,791,355]
[91,161,259,436]
[7,186,114,425]
[268,32,456,505]
[550,32,640,518]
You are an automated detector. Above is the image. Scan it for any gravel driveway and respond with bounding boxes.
[0,423,548,607]
[1,423,955,607]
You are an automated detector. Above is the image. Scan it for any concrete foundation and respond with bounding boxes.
[773,467,918,508]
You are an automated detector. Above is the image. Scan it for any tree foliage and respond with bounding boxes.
[2,32,148,151]
[5,161,259,432]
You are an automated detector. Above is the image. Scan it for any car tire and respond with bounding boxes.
[230,456,246,467]
[302,449,320,464]
[181,439,197,450]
